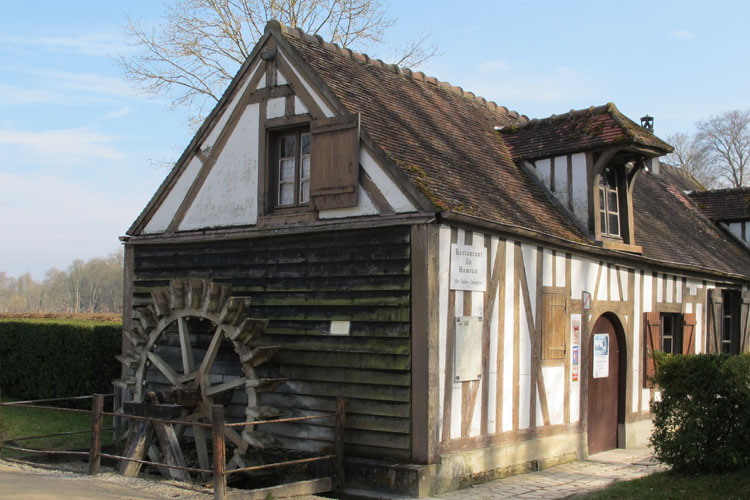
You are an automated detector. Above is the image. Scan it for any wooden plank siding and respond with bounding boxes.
[131,225,412,460]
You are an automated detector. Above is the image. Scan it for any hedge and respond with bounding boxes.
[0,319,121,401]
[650,352,750,473]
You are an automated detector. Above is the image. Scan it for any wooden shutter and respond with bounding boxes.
[682,313,696,354]
[541,288,566,360]
[309,113,360,210]
[644,312,661,388]
[741,291,750,353]
[706,288,723,353]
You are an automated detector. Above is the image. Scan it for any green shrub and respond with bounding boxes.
[0,319,121,401]
[650,351,750,473]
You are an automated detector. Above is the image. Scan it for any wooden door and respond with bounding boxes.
[587,315,620,455]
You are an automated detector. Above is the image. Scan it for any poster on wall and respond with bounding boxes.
[571,315,581,382]
[449,244,487,291]
[593,333,609,378]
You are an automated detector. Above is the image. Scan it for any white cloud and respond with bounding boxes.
[30,68,135,99]
[0,84,69,105]
[0,33,127,57]
[477,58,512,72]
[102,107,134,120]
[0,171,142,279]
[670,30,694,40]
[0,127,124,162]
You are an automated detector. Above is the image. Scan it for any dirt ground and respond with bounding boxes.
[0,460,329,500]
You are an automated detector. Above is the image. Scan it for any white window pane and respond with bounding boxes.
[280,159,295,181]
[279,182,294,205]
[300,180,309,204]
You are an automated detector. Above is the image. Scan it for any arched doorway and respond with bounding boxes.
[587,314,624,454]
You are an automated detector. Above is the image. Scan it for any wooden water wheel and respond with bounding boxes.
[115,279,284,480]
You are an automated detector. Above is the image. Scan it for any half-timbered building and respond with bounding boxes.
[120,21,750,496]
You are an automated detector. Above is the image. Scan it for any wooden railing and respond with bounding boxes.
[0,394,347,500]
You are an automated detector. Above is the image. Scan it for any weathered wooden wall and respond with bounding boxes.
[132,225,412,460]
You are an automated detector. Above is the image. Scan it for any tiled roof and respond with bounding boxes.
[688,187,750,221]
[499,104,673,161]
[658,163,704,193]
[281,26,586,242]
[634,173,750,276]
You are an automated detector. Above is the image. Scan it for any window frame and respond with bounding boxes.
[660,313,683,355]
[267,126,311,213]
[598,166,621,239]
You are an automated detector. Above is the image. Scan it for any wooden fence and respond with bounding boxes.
[0,394,346,500]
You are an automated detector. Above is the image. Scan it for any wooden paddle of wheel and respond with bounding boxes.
[114,279,285,482]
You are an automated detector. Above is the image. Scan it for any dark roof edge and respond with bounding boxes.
[268,20,528,124]
[439,211,750,283]
[690,186,750,197]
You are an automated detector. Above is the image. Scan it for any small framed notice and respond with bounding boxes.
[450,244,487,291]
[454,316,483,382]
[593,333,609,378]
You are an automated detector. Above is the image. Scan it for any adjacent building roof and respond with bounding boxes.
[499,104,673,161]
[689,187,750,221]
[634,173,750,276]
[658,163,704,193]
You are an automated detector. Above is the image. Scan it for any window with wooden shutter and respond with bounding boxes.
[643,311,661,388]
[706,288,723,353]
[682,313,696,355]
[309,113,360,210]
[741,291,750,353]
[541,288,566,360]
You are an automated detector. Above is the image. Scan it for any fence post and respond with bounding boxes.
[212,405,226,500]
[88,394,104,475]
[335,397,347,490]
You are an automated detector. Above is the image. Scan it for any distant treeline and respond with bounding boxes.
[0,251,123,314]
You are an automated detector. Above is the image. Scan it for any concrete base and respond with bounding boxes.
[619,418,653,449]
[343,432,587,497]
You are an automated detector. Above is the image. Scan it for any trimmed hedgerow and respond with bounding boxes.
[0,319,121,401]
[650,351,750,473]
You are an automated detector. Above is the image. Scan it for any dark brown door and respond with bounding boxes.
[587,315,619,454]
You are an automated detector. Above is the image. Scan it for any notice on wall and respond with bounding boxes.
[454,316,483,382]
[593,333,609,379]
[450,244,487,291]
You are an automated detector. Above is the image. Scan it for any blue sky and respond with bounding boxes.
[2,1,750,279]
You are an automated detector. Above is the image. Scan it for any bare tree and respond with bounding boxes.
[664,131,717,188]
[119,0,438,122]
[696,110,750,188]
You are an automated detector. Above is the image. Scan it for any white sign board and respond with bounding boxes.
[450,244,487,291]
[454,316,483,382]
[593,333,609,379]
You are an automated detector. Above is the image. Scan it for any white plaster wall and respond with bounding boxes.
[519,300,531,429]
[609,266,619,301]
[553,155,568,199]
[294,96,308,115]
[570,256,597,300]
[666,275,674,303]
[318,188,378,218]
[728,222,742,240]
[276,69,287,85]
[696,303,703,353]
[534,159,551,191]
[655,274,663,304]
[487,236,501,434]
[555,253,566,288]
[502,240,515,432]
[542,366,565,425]
[570,153,588,224]
[437,226,451,435]
[180,104,260,230]
[619,268,629,301]
[597,263,608,301]
[280,52,334,117]
[144,156,203,233]
[632,271,641,413]
[202,62,259,152]
[643,273,653,313]
[522,244,537,319]
[542,249,554,287]
[266,97,286,119]
[360,148,416,213]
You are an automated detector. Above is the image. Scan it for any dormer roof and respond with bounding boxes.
[499,103,673,161]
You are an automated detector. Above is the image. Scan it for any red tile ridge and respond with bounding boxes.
[266,20,529,124]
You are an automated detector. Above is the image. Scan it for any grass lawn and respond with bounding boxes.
[0,397,113,460]
[576,469,750,500]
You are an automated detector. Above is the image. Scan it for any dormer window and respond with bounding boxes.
[599,167,620,238]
